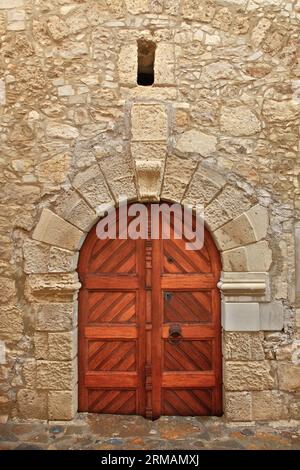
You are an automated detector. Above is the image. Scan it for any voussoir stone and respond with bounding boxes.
[33,208,84,251]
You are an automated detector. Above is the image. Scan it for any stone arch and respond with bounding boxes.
[22,161,275,420]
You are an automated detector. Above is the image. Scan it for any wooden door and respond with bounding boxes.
[78,204,222,418]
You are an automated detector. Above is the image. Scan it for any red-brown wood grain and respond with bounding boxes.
[78,204,222,418]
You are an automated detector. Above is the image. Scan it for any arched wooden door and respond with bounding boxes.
[78,204,222,419]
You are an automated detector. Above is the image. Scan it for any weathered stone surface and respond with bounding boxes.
[54,190,97,232]
[182,0,216,22]
[46,123,79,140]
[262,99,300,123]
[252,391,289,420]
[0,80,5,105]
[222,241,272,272]
[220,106,262,137]
[131,104,168,142]
[17,390,48,420]
[260,302,284,331]
[26,273,80,302]
[37,154,71,185]
[222,303,260,332]
[49,247,78,273]
[24,240,49,274]
[277,363,300,392]
[224,332,265,361]
[48,389,77,420]
[136,160,162,201]
[34,303,76,332]
[155,43,175,85]
[72,166,112,209]
[183,166,226,206]
[175,130,217,157]
[0,307,23,340]
[225,392,252,421]
[118,44,137,85]
[131,142,166,162]
[125,0,148,14]
[0,0,24,8]
[162,155,198,202]
[48,330,77,361]
[100,155,137,201]
[224,361,274,391]
[33,209,84,251]
[36,360,77,390]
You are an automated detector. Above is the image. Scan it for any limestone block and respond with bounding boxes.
[224,361,274,391]
[290,401,300,420]
[72,165,112,209]
[222,241,272,272]
[251,18,271,47]
[155,43,175,85]
[219,272,269,302]
[36,359,77,390]
[205,200,232,232]
[26,273,81,302]
[48,330,77,361]
[49,247,78,273]
[220,106,262,137]
[0,79,5,105]
[252,391,289,420]
[183,166,226,206]
[224,332,265,361]
[48,388,77,420]
[260,302,284,331]
[34,332,48,360]
[17,390,48,420]
[118,44,137,85]
[225,392,252,421]
[277,363,300,391]
[175,130,217,157]
[34,303,75,332]
[0,278,16,303]
[100,155,137,201]
[222,303,260,332]
[0,0,24,8]
[125,0,149,14]
[131,104,168,142]
[33,209,84,251]
[22,359,37,388]
[182,0,216,22]
[54,190,97,232]
[201,61,235,83]
[276,341,300,362]
[37,154,71,184]
[211,186,252,221]
[136,160,162,201]
[23,240,49,274]
[263,99,300,123]
[0,307,23,341]
[214,205,268,251]
[47,15,69,41]
[131,142,166,162]
[161,155,198,202]
[46,123,79,140]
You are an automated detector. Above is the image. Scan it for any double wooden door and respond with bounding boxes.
[78,205,222,419]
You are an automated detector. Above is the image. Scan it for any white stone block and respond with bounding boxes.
[260,302,284,331]
[0,80,5,105]
[222,302,260,331]
[0,0,23,8]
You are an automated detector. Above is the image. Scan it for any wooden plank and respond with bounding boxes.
[86,372,138,388]
[161,274,215,289]
[85,326,137,339]
[162,325,215,340]
[84,275,139,290]
[162,372,216,388]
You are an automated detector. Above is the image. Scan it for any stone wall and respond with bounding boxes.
[0,0,299,422]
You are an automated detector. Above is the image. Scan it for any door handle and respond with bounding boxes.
[168,324,182,345]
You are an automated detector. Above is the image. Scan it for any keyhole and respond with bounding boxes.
[167,256,174,264]
[164,292,172,302]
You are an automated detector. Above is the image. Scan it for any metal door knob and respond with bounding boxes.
[168,324,182,344]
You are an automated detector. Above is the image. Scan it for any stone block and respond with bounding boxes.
[17,390,48,420]
[0,0,24,8]
[131,142,166,162]
[0,306,23,341]
[72,165,112,209]
[246,205,269,241]
[131,104,168,142]
[48,389,77,420]
[49,247,78,273]
[48,330,77,361]
[34,303,76,332]
[26,273,81,302]
[225,392,252,421]
[224,361,274,391]
[34,332,48,360]
[212,186,252,220]
[46,123,79,140]
[277,363,300,392]
[183,166,226,206]
[222,241,272,272]
[54,190,97,232]
[33,209,84,251]
[252,391,289,420]
[182,0,216,22]
[260,302,284,331]
[224,332,265,361]
[100,154,137,201]
[222,303,260,332]
[155,43,175,85]
[220,106,262,137]
[162,155,197,202]
[36,360,77,390]
[0,79,5,105]
[118,44,137,85]
[22,359,37,388]
[175,130,217,157]
[23,240,49,274]
[136,160,162,201]
[125,0,148,14]
[37,154,71,185]
[205,200,232,232]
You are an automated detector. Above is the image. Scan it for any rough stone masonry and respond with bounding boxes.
[0,0,300,423]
